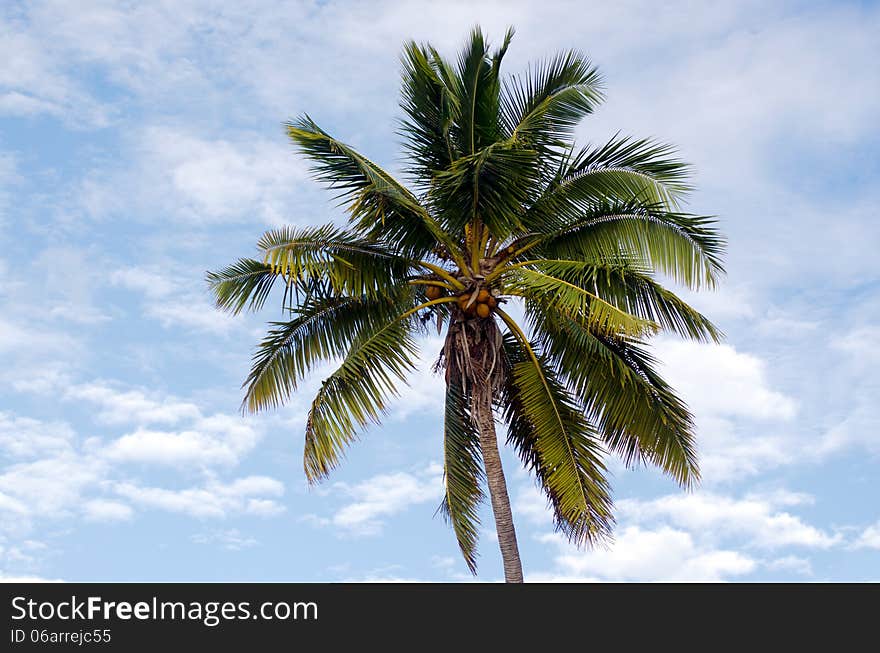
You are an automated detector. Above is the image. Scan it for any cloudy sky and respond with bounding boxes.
[1,0,878,582]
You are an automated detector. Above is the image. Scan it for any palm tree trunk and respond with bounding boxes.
[473,389,524,583]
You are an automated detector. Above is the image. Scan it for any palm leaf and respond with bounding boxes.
[499,266,658,338]
[529,306,700,486]
[286,116,450,258]
[501,50,604,149]
[304,315,420,482]
[548,134,693,208]
[527,259,722,342]
[257,224,411,298]
[242,292,415,413]
[399,40,462,185]
[497,327,613,545]
[532,200,726,289]
[206,258,281,315]
[438,378,484,574]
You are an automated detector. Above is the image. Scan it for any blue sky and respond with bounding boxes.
[1,0,878,582]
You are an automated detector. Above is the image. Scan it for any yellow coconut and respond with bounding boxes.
[476,303,491,318]
[425,285,443,300]
[487,296,498,308]
[477,289,490,303]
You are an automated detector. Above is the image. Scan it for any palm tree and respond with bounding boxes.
[207,27,724,582]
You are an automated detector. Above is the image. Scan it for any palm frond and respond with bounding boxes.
[456,26,507,154]
[399,40,462,184]
[286,116,447,258]
[257,224,411,298]
[529,306,700,487]
[206,258,281,315]
[532,200,726,289]
[438,378,484,574]
[501,50,604,149]
[497,328,614,545]
[304,315,420,483]
[499,266,658,338]
[527,259,723,342]
[431,138,537,238]
[242,291,416,413]
[549,134,693,207]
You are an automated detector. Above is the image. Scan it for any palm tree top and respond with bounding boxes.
[208,26,725,580]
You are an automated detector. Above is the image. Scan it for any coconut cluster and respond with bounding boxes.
[459,288,498,318]
[425,285,498,319]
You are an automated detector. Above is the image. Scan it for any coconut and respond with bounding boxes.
[477,289,490,302]
[476,303,490,318]
[425,285,443,300]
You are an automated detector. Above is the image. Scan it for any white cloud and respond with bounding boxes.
[0,15,110,126]
[108,265,242,335]
[114,475,284,519]
[82,499,133,522]
[532,526,756,582]
[618,492,841,550]
[102,420,258,468]
[833,327,880,365]
[324,464,443,536]
[110,267,178,299]
[76,126,309,226]
[652,339,799,481]
[0,452,106,519]
[191,529,258,551]
[42,380,261,468]
[65,382,201,425]
[0,574,64,583]
[655,340,796,421]
[0,318,77,356]
[526,486,839,581]
[853,522,880,550]
[146,126,305,221]
[34,246,113,325]
[143,298,240,334]
[766,555,812,576]
[0,412,76,459]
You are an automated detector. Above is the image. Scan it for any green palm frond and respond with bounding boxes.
[529,307,699,487]
[206,258,281,315]
[497,328,613,544]
[532,200,725,289]
[527,259,722,342]
[501,50,604,150]
[304,314,421,483]
[438,378,484,574]
[399,40,462,183]
[499,266,658,338]
[257,224,411,298]
[286,117,447,258]
[242,291,416,413]
[549,134,693,207]
[455,26,510,154]
[431,138,537,238]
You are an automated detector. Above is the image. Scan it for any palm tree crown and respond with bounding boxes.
[208,27,725,582]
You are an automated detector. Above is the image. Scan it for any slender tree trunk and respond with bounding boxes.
[473,389,524,583]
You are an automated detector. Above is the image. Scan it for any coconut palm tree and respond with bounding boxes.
[207,27,724,582]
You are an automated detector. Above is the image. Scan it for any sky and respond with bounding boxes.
[0,0,878,582]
